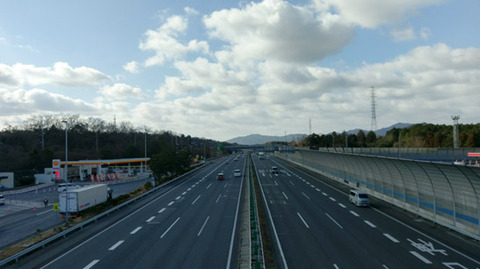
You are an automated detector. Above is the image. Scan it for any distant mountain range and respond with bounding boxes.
[226,134,307,145]
[226,123,418,145]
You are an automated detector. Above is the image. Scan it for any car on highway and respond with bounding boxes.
[0,194,5,205]
[234,169,241,177]
[57,183,80,192]
[271,166,279,174]
[349,189,370,207]
[217,173,225,180]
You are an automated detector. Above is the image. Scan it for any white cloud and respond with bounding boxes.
[0,87,96,116]
[390,27,416,42]
[316,0,447,28]
[148,43,479,140]
[390,26,432,42]
[100,83,147,100]
[0,62,111,88]
[204,0,354,63]
[123,61,140,73]
[139,15,209,67]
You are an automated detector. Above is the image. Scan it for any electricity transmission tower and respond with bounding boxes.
[370,86,377,132]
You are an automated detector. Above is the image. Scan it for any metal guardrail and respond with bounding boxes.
[0,167,201,266]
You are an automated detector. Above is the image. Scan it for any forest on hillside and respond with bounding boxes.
[0,114,228,186]
[299,123,480,149]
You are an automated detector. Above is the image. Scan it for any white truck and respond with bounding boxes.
[59,184,109,217]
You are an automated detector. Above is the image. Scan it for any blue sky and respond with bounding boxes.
[1,0,479,141]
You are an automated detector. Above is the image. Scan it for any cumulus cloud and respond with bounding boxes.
[0,62,111,88]
[148,43,479,140]
[100,83,148,100]
[204,0,354,63]
[155,57,250,100]
[316,0,447,28]
[139,14,209,66]
[0,87,96,116]
[123,61,140,73]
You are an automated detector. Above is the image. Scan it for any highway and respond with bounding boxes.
[8,155,245,269]
[0,177,152,250]
[252,154,480,269]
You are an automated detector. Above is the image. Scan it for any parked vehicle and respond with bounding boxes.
[349,189,370,207]
[59,184,109,217]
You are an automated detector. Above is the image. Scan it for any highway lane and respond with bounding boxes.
[253,153,480,269]
[34,154,245,269]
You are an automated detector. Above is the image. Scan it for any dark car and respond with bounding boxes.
[271,166,279,174]
[217,173,225,180]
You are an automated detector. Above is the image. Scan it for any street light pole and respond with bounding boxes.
[144,129,147,173]
[62,120,69,224]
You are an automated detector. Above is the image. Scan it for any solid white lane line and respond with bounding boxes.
[168,201,174,206]
[350,211,359,217]
[216,194,222,203]
[364,220,377,228]
[83,260,100,269]
[338,203,346,208]
[206,183,212,189]
[325,213,343,229]
[161,217,180,238]
[158,208,166,213]
[36,209,53,216]
[282,192,289,200]
[297,212,310,228]
[410,251,432,264]
[108,240,124,251]
[146,216,155,223]
[130,227,142,234]
[197,216,210,236]
[301,192,311,200]
[192,195,201,205]
[383,233,399,243]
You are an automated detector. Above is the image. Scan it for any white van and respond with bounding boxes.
[349,190,370,207]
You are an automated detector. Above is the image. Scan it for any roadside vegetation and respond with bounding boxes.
[0,113,229,187]
[299,123,480,149]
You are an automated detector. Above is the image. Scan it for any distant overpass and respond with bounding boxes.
[225,144,296,152]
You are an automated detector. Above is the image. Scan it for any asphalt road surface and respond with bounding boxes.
[253,154,480,269]
[6,154,246,269]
